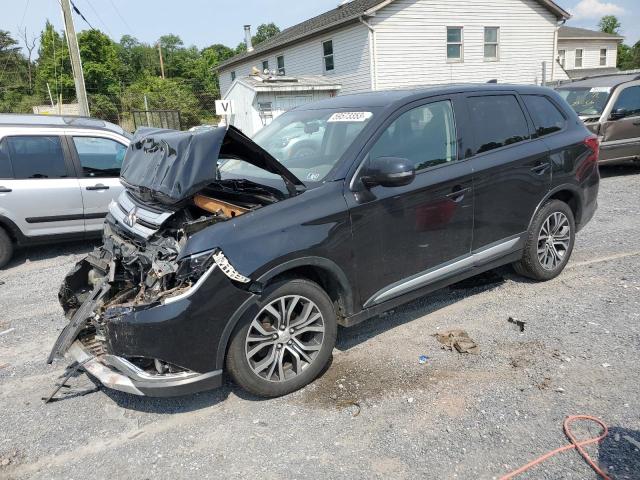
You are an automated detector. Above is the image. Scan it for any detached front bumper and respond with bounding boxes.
[67,341,223,397]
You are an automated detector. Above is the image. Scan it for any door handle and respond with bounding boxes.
[530,163,549,175]
[633,120,640,126]
[86,184,110,191]
[446,185,468,203]
[0,186,11,193]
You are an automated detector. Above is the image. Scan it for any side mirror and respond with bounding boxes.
[609,107,628,120]
[362,156,415,188]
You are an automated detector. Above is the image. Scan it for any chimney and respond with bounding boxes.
[244,25,254,52]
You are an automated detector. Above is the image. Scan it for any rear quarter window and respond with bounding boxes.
[523,95,567,137]
[467,95,530,154]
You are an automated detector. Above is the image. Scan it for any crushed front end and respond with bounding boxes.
[47,127,302,397]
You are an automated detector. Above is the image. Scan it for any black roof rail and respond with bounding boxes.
[487,79,498,83]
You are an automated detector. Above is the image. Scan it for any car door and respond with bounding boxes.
[600,83,640,162]
[0,134,84,238]
[347,97,474,308]
[66,134,128,233]
[463,93,551,251]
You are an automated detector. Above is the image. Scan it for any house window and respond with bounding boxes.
[575,49,583,68]
[277,55,285,75]
[600,48,607,66]
[323,40,335,72]
[558,49,566,68]
[446,27,463,61]
[484,27,499,61]
[262,60,269,73]
[231,71,236,81]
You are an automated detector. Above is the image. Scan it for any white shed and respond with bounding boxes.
[222,75,341,137]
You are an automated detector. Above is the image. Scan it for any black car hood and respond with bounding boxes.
[120,126,305,205]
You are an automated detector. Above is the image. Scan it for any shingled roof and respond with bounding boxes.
[558,26,623,41]
[217,0,570,70]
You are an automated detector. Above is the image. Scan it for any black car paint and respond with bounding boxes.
[58,85,599,385]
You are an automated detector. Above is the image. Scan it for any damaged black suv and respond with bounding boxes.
[49,85,599,398]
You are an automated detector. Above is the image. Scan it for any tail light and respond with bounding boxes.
[577,135,600,181]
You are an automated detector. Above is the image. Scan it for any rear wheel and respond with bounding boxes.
[0,227,13,269]
[513,200,575,281]
[226,278,337,397]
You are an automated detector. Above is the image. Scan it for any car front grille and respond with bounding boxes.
[109,191,174,239]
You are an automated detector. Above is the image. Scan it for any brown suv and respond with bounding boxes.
[557,73,640,165]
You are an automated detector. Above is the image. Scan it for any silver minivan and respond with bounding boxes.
[0,115,131,268]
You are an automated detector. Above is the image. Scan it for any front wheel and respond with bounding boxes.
[0,227,13,269]
[226,278,337,397]
[513,200,575,281]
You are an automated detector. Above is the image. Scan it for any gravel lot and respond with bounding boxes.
[1,165,639,480]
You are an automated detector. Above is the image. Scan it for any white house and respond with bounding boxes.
[217,0,571,97]
[557,26,623,79]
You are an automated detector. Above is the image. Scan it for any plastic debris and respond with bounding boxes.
[508,317,526,332]
[418,355,429,364]
[433,329,480,354]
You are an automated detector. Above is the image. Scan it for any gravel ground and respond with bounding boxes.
[1,165,639,480]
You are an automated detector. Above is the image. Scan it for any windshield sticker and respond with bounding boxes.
[306,172,321,181]
[327,111,373,123]
[590,87,611,93]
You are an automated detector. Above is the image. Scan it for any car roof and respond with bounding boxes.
[0,114,131,138]
[557,73,640,89]
[296,84,556,110]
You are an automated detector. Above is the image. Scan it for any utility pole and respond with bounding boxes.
[60,0,90,116]
[157,43,165,79]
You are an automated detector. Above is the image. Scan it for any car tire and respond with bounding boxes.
[513,200,575,281]
[0,227,13,269]
[226,278,337,398]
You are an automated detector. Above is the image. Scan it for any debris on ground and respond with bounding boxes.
[433,329,480,354]
[507,317,526,332]
[0,450,19,468]
[450,271,505,290]
[418,355,429,364]
[0,328,15,336]
[337,400,361,417]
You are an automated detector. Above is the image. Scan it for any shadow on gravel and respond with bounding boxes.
[336,267,510,352]
[6,240,99,269]
[599,164,640,178]
[598,427,640,479]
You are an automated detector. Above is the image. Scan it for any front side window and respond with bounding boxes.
[262,60,269,72]
[600,48,607,66]
[277,55,285,75]
[369,101,458,171]
[0,139,14,179]
[5,136,68,179]
[72,137,127,178]
[575,49,583,68]
[484,27,499,61]
[220,108,377,184]
[558,49,566,68]
[447,27,463,62]
[613,86,640,117]
[323,40,335,72]
[523,95,566,137]
[467,95,530,154]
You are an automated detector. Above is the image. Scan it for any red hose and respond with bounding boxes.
[500,415,610,480]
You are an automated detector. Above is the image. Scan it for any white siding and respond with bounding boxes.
[557,39,619,71]
[371,0,561,88]
[219,23,371,96]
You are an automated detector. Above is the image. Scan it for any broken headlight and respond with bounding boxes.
[175,249,216,284]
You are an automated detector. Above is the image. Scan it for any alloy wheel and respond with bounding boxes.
[537,212,571,271]
[245,295,325,382]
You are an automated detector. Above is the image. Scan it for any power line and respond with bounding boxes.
[107,0,134,35]
[70,0,96,30]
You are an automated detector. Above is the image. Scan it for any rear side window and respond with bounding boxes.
[369,100,458,171]
[0,139,14,179]
[72,136,127,178]
[467,95,530,154]
[5,136,68,179]
[613,86,640,117]
[523,95,566,137]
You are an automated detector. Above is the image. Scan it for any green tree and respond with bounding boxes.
[34,21,74,103]
[598,15,621,35]
[253,23,280,46]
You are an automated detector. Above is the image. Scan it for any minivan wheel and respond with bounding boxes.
[513,200,575,281]
[226,278,337,398]
[0,227,13,269]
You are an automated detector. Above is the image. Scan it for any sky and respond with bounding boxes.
[3,0,640,58]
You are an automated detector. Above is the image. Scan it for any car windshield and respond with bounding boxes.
[218,108,376,184]
[557,87,611,116]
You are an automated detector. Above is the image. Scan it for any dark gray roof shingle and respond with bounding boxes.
[558,26,623,40]
[218,0,569,70]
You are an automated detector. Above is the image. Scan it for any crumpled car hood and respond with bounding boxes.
[120,126,305,205]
